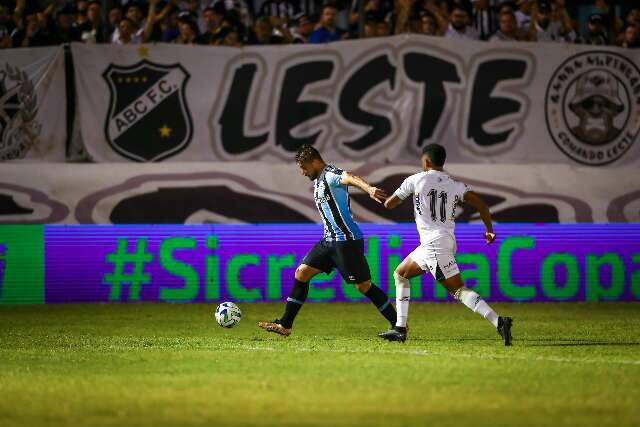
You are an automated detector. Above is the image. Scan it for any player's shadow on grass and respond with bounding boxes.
[524,342,640,347]
[405,338,640,347]
[408,337,497,343]
[519,338,640,347]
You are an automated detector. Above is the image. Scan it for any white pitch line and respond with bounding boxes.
[218,344,640,366]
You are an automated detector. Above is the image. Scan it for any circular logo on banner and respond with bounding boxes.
[545,51,640,166]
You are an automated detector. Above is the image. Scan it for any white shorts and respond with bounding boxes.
[408,235,460,281]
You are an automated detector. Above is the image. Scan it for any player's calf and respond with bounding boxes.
[280,278,309,328]
[453,285,499,328]
[258,276,309,337]
[394,271,411,329]
[453,285,513,345]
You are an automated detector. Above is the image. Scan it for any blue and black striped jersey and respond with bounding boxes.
[313,165,363,242]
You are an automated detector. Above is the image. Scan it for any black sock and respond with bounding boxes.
[365,284,397,326]
[280,279,309,328]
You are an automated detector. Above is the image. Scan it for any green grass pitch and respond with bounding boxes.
[1,303,639,427]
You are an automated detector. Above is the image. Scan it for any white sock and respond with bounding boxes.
[394,272,410,328]
[454,287,499,328]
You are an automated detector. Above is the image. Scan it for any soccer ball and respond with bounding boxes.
[215,302,242,328]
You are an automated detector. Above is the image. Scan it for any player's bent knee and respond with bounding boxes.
[394,269,411,281]
[295,265,315,282]
[393,270,411,288]
[355,281,371,294]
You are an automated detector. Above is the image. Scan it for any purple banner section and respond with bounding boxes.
[44,224,640,303]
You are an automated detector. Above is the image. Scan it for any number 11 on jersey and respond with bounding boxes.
[427,189,448,223]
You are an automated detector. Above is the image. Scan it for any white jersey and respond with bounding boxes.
[394,170,470,245]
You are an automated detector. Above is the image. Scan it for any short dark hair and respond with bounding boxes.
[450,3,470,16]
[500,10,516,20]
[119,17,135,27]
[124,1,144,14]
[295,144,322,164]
[419,10,436,21]
[322,2,338,12]
[421,143,446,166]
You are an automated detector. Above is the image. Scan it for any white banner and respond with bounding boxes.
[0,162,637,224]
[0,47,66,161]
[72,37,640,166]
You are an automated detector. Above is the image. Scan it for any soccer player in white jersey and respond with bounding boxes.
[379,144,513,345]
[258,144,398,336]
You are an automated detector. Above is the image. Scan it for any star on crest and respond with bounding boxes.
[159,124,172,138]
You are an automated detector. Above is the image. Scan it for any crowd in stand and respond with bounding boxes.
[1,0,639,48]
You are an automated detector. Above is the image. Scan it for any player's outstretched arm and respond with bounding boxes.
[383,195,403,210]
[341,172,388,203]
[463,191,496,244]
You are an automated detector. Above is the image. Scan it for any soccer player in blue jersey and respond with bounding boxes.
[258,145,397,336]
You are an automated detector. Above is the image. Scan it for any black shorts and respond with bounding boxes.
[301,239,371,284]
